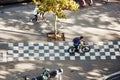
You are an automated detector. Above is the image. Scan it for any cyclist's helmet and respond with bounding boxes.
[80,36,83,39]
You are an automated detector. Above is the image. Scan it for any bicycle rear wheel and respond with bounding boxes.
[32,18,37,23]
[81,46,90,53]
[68,46,76,54]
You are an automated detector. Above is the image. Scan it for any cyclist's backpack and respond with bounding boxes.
[73,37,79,43]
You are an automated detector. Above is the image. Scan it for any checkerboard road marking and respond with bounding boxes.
[1,41,120,62]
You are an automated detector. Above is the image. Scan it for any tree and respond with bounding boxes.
[32,0,79,40]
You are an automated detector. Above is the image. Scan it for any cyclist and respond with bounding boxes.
[73,36,84,53]
[32,6,45,22]
[33,6,39,21]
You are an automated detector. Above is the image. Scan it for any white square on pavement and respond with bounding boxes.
[19,50,24,53]
[114,45,119,48]
[58,42,64,46]
[64,46,69,49]
[39,57,45,60]
[24,54,29,57]
[108,41,113,45]
[90,49,95,52]
[68,42,73,46]
[2,52,7,62]
[29,50,34,53]
[59,49,65,53]
[55,53,60,57]
[88,42,94,45]
[18,43,24,46]
[118,41,120,45]
[18,57,24,61]
[34,46,39,50]
[85,53,90,56]
[109,49,115,52]
[105,52,110,56]
[3,52,7,58]
[111,56,116,60]
[100,56,106,60]
[24,46,29,50]
[80,56,86,60]
[38,43,44,46]
[90,56,96,60]
[34,53,39,57]
[29,42,34,46]
[98,42,104,45]
[49,50,54,53]
[8,43,13,47]
[54,46,59,49]
[29,57,35,61]
[70,56,75,60]
[8,50,13,54]
[44,53,49,57]
[48,42,54,46]
[75,53,80,56]
[115,52,120,56]
[60,56,65,60]
[100,49,105,52]
[95,52,100,56]
[94,45,99,49]
[39,50,44,53]
[104,45,109,49]
[44,46,49,50]
[49,57,55,60]
[13,54,19,57]
[13,47,19,50]
[7,58,14,61]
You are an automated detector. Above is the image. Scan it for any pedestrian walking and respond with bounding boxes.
[81,0,93,7]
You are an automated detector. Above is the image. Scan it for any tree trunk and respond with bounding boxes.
[54,15,57,39]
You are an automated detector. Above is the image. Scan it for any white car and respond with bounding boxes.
[98,71,120,80]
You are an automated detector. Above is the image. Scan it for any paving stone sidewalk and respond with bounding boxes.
[0,1,120,43]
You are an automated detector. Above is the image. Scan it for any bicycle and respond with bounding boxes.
[68,41,91,54]
[30,12,46,23]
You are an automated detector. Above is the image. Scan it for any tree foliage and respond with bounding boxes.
[32,0,79,18]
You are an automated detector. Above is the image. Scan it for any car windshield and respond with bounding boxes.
[106,74,120,80]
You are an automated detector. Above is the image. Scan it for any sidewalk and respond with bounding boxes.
[0,2,120,43]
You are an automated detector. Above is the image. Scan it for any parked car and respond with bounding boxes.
[98,71,120,80]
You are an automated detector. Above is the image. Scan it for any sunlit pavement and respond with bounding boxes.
[0,1,120,80]
[0,60,120,80]
[0,1,120,43]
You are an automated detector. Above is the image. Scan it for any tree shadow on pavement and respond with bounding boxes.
[57,2,120,42]
[0,2,120,43]
[0,60,120,80]
[0,3,53,42]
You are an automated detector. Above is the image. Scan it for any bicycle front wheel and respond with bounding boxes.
[81,46,91,53]
[68,46,76,54]
[32,18,37,23]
